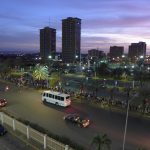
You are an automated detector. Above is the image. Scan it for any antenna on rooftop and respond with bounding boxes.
[49,17,51,27]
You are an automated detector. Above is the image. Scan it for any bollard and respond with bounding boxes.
[27,126,30,139]
[12,119,15,131]
[0,113,4,124]
[65,145,69,150]
[44,134,47,149]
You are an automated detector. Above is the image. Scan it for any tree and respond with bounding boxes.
[32,65,49,87]
[138,86,150,113]
[96,63,111,77]
[112,68,124,79]
[50,72,60,88]
[91,134,111,150]
[0,62,11,78]
[121,72,127,80]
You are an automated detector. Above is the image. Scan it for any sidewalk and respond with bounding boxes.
[5,124,49,150]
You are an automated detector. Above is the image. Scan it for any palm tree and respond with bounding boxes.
[91,134,111,150]
[32,65,49,88]
[0,63,11,78]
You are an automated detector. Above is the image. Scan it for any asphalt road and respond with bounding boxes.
[0,81,150,150]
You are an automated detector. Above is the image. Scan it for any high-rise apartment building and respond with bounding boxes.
[62,17,81,63]
[40,27,56,62]
[128,42,146,58]
[88,49,105,59]
[109,46,124,58]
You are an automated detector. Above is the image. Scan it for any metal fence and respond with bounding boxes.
[0,112,74,150]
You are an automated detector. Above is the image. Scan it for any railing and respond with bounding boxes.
[0,112,73,150]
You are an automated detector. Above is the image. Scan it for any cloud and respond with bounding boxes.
[0,0,150,54]
[83,15,150,29]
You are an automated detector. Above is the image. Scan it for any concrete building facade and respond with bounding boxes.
[88,49,105,59]
[62,17,81,63]
[40,27,56,62]
[128,42,146,58]
[109,46,124,58]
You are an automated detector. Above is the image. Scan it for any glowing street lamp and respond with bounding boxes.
[48,55,52,59]
[122,55,125,58]
[140,55,144,59]
[75,55,78,59]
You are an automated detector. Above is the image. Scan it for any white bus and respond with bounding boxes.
[42,90,71,107]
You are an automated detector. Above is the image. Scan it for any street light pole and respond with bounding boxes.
[132,80,135,89]
[122,98,130,150]
[122,94,135,150]
[94,62,96,78]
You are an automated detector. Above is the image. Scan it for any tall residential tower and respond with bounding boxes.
[128,42,146,59]
[40,27,56,62]
[109,46,124,58]
[62,17,81,63]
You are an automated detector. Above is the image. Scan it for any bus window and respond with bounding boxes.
[46,93,49,97]
[57,96,61,100]
[61,97,64,101]
[55,95,58,100]
[43,93,45,96]
[49,94,52,98]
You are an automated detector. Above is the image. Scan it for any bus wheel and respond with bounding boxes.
[55,102,58,105]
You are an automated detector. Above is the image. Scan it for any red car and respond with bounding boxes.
[0,99,7,107]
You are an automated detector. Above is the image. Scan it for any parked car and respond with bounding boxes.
[63,114,90,128]
[0,99,7,107]
[0,124,7,135]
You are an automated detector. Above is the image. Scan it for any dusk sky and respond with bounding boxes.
[0,0,150,54]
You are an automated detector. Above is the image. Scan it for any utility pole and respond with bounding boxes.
[122,93,136,150]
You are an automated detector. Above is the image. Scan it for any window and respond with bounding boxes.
[43,93,46,96]
[55,95,58,100]
[49,94,52,98]
[61,97,64,101]
[57,96,61,100]
[46,93,49,97]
